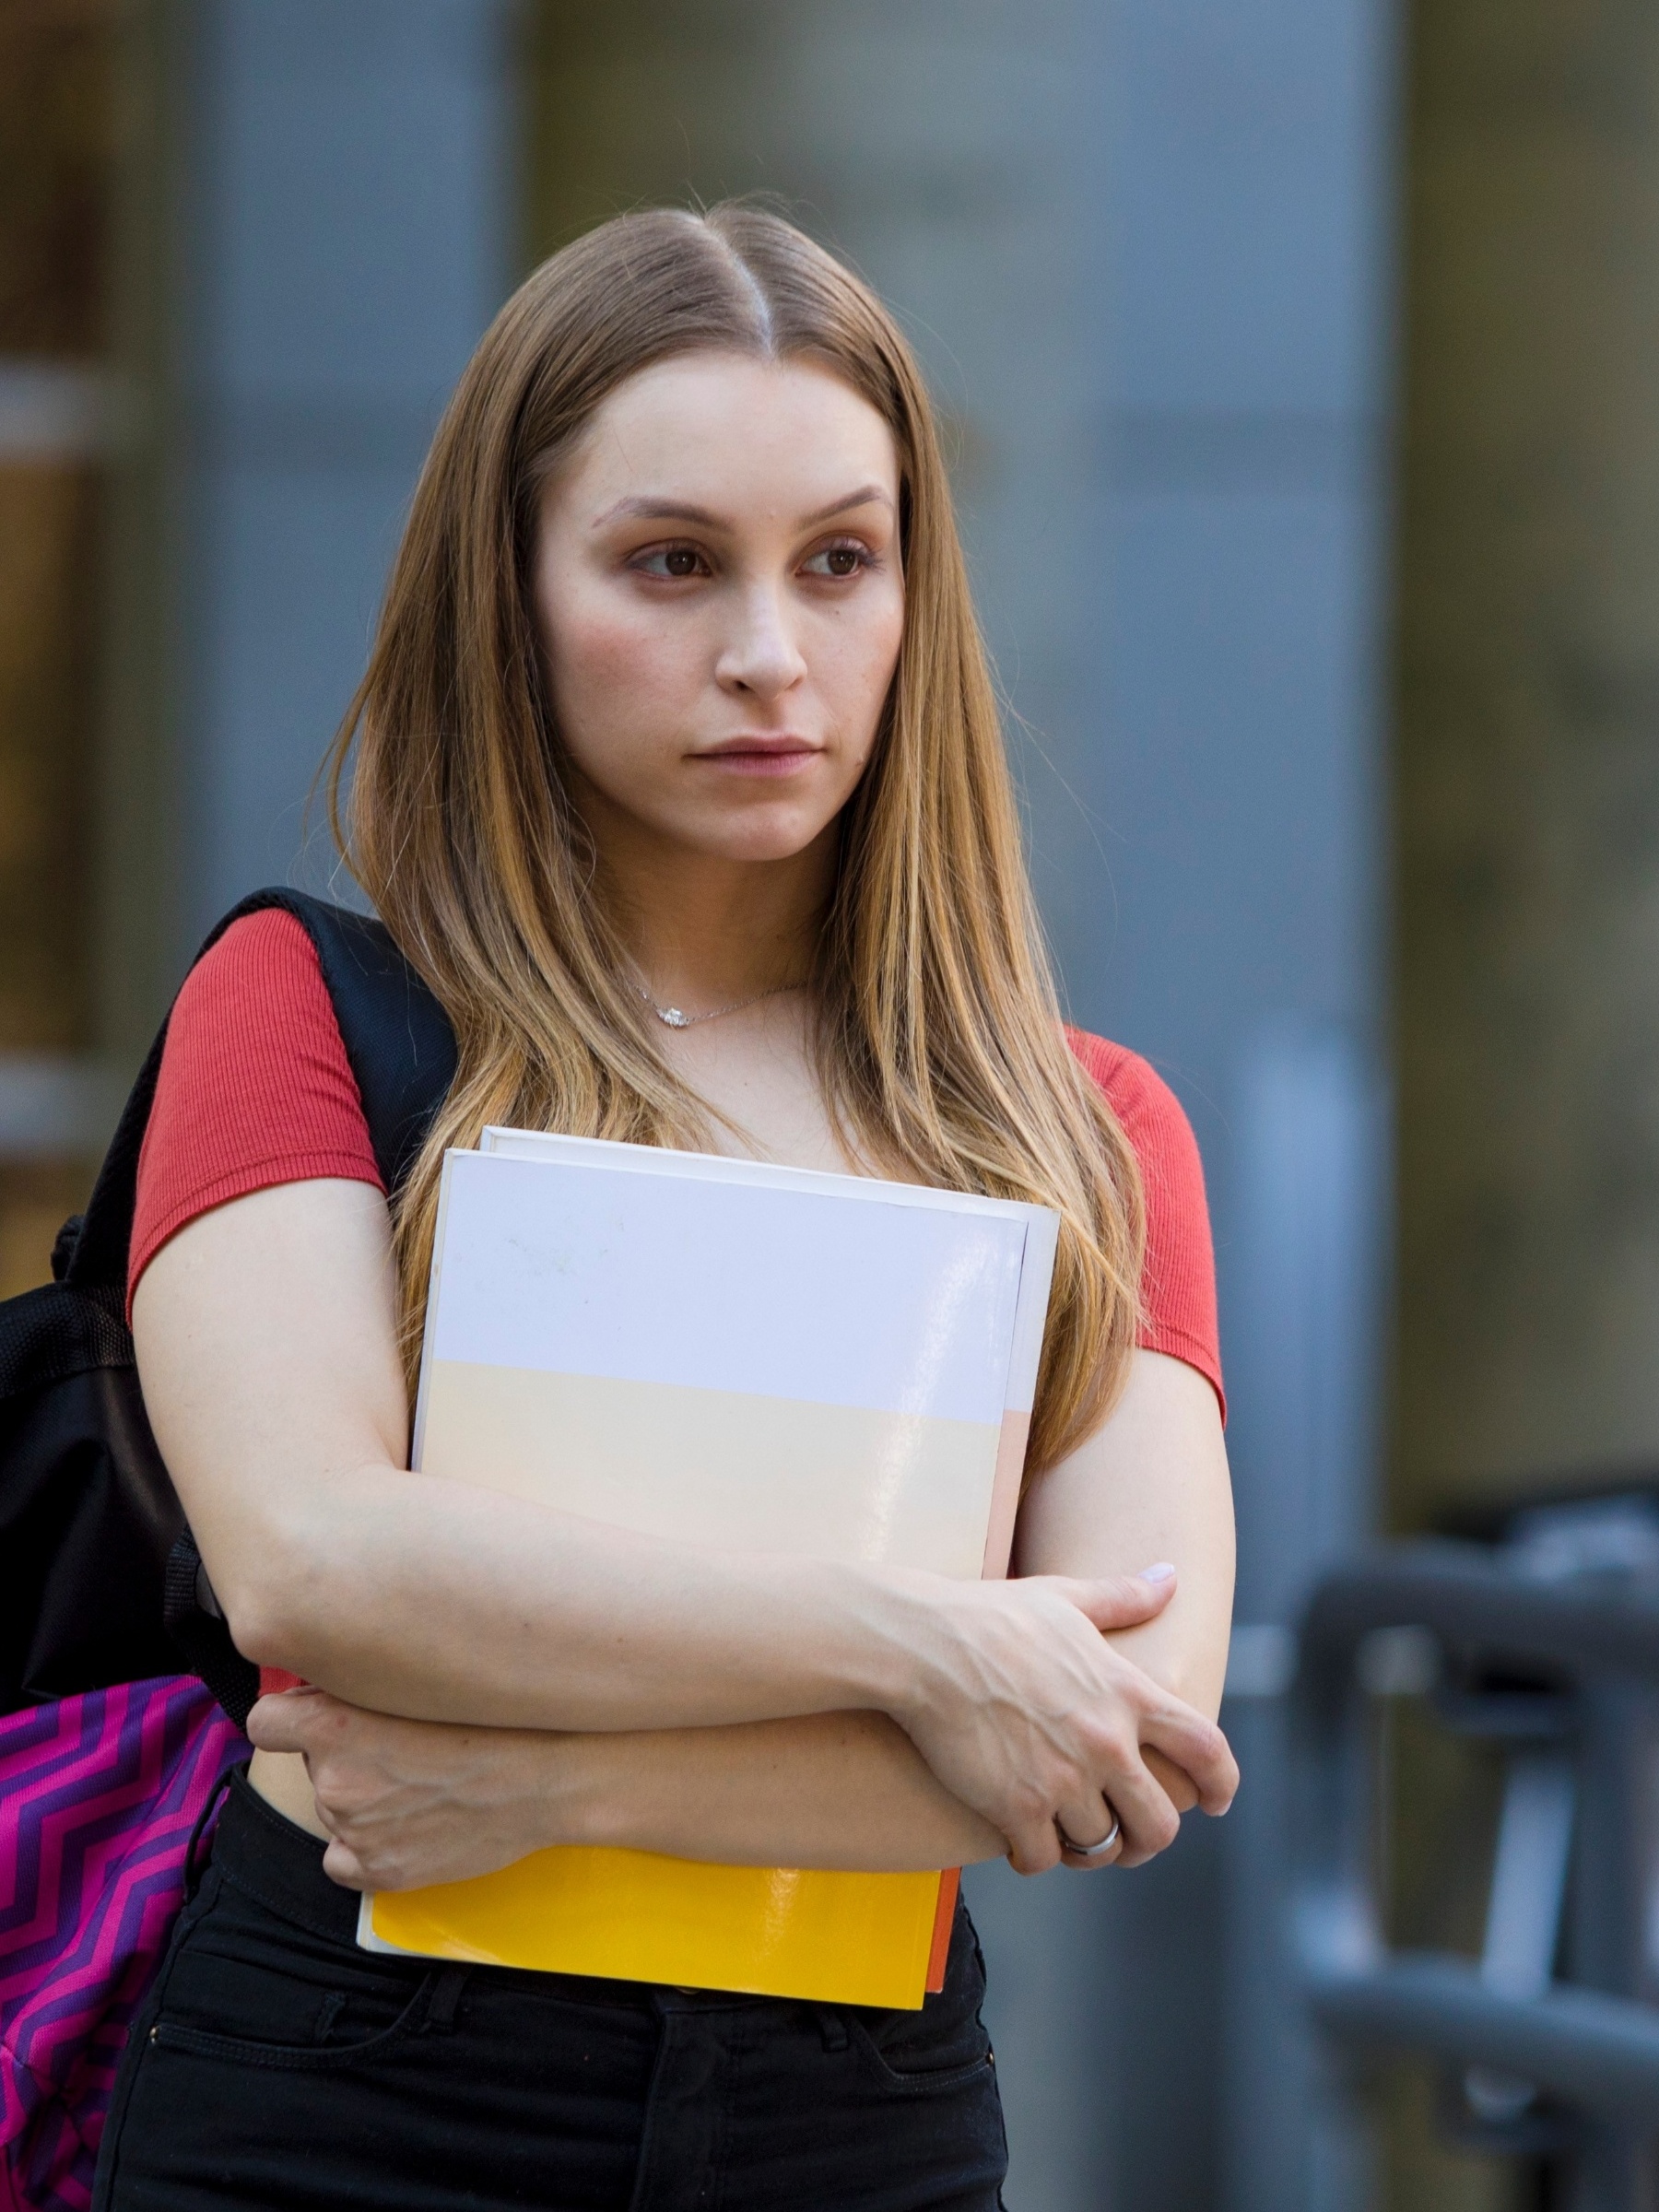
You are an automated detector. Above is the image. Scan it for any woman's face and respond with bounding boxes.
[533,351,905,869]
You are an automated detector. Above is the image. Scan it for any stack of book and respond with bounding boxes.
[359,1130,1058,2009]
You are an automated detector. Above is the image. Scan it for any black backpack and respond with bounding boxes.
[0,888,456,1729]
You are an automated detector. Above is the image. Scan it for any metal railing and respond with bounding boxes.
[1290,1499,1659,2209]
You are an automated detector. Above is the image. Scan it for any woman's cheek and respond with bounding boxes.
[561,600,669,695]
[557,612,702,756]
[831,643,901,754]
[814,593,902,719]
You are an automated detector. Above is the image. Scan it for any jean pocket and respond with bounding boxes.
[147,1877,459,2074]
[147,1965,444,2073]
[850,2002,995,2096]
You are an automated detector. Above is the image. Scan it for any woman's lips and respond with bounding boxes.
[692,739,821,778]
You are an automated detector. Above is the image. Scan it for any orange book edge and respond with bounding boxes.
[924,1867,960,1993]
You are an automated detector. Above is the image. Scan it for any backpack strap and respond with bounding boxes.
[51,890,456,1726]
[65,888,457,1292]
[293,893,459,1195]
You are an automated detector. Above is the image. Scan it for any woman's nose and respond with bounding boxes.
[714,584,808,700]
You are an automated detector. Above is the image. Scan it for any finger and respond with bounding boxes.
[1059,1566,1177,1634]
[1143,1745,1200,1816]
[1087,1746,1182,1865]
[1139,1706,1239,1816]
[245,1688,324,1755]
[1139,1721,1235,1818]
[1005,1810,1065,1877]
[1053,1794,1124,1869]
[321,1838,367,1890]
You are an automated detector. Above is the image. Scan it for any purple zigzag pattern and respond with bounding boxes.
[1,1679,246,2212]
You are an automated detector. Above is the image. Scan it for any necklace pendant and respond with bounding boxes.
[659,1006,692,1029]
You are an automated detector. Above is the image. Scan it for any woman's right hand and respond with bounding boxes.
[883,1566,1238,1875]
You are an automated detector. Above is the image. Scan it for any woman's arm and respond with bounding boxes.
[249,1698,1009,1888]
[246,1350,1234,1888]
[1015,1350,1232,1718]
[135,1176,915,1732]
[138,1178,1234,1867]
[1015,1347,1233,1835]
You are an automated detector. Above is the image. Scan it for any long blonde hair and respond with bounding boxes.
[328,204,1143,1477]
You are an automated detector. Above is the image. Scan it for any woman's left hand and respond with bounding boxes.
[246,1689,562,1891]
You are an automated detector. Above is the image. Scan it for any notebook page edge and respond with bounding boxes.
[480,1124,1029,1223]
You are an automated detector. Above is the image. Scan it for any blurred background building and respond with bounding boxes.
[5,1,1656,2206]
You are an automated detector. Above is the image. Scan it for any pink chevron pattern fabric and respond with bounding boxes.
[0,1679,246,2212]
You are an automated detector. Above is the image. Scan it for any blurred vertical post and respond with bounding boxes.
[1394,2,1659,1536]
[0,4,124,1290]
[1392,6,1659,2206]
[1220,1032,1391,2211]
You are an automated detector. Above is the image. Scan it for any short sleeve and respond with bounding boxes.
[1066,1029,1225,1419]
[128,909,384,1312]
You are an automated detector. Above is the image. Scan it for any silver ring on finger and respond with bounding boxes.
[1054,1801,1122,1859]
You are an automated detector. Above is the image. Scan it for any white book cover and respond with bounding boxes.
[462,1132,1065,1583]
[410,1136,1057,1581]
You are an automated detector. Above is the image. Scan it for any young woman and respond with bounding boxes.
[96,206,1237,2211]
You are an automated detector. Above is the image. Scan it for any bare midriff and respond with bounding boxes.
[249,1747,332,1840]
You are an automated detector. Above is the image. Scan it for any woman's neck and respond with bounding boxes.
[585,804,836,1012]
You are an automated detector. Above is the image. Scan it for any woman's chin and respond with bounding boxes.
[637,795,845,868]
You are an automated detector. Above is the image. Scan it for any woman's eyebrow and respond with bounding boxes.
[595,484,895,531]
[598,495,726,528]
[801,484,895,525]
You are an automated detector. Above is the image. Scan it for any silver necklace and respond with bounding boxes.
[632,975,800,1030]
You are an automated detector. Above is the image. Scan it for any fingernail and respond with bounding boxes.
[1140,1562,1177,1583]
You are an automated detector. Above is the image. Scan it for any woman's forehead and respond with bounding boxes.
[555,353,900,522]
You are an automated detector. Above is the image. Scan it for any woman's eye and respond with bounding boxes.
[803,542,870,580]
[634,545,709,580]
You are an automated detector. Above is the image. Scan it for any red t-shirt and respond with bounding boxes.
[131,908,1224,1414]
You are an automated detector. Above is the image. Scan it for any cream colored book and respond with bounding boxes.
[359,1134,1058,2007]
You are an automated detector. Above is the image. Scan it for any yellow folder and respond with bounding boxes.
[367,1853,959,2010]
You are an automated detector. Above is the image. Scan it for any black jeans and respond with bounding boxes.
[92,1770,1008,2211]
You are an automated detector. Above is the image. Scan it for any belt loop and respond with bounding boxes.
[422,1966,471,2035]
[182,1761,241,1902]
